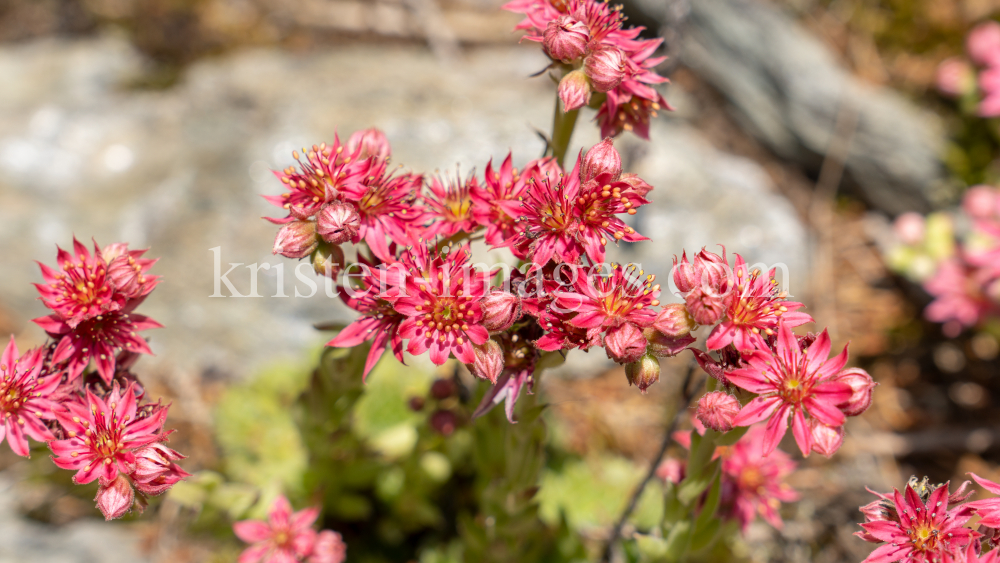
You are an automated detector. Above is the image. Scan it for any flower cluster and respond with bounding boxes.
[888,185,1000,337]
[504,0,671,138]
[854,474,1000,563]
[660,424,800,531]
[234,495,346,563]
[0,240,187,520]
[937,21,1000,117]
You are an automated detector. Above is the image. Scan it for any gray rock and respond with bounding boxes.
[630,0,949,215]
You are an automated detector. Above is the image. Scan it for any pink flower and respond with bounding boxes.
[391,245,492,365]
[470,153,527,246]
[131,442,190,496]
[968,21,1000,67]
[696,391,741,432]
[309,530,346,563]
[102,244,160,301]
[326,254,407,380]
[893,212,926,246]
[543,16,589,61]
[338,159,425,262]
[558,70,592,112]
[264,136,370,221]
[422,173,481,238]
[35,239,119,328]
[923,258,995,331]
[857,482,977,563]
[936,58,975,98]
[720,425,799,530]
[705,254,813,354]
[50,381,169,486]
[0,338,62,457]
[233,496,320,563]
[553,263,659,332]
[346,127,391,161]
[728,325,854,457]
[34,307,161,383]
[506,154,649,265]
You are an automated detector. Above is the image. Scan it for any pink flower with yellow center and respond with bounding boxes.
[727,324,853,457]
[422,173,481,238]
[0,337,62,457]
[505,153,648,266]
[50,381,169,486]
[720,425,799,531]
[553,263,660,331]
[391,245,492,365]
[338,158,425,262]
[34,307,162,383]
[471,153,526,246]
[705,254,813,354]
[233,495,330,563]
[35,239,119,328]
[857,482,977,563]
[327,254,407,380]
[264,135,371,221]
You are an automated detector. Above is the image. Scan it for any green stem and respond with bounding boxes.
[550,93,579,168]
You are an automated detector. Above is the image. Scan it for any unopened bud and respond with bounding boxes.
[584,45,627,93]
[695,391,741,432]
[625,352,660,394]
[604,322,648,364]
[684,287,726,326]
[834,368,876,417]
[968,21,1000,67]
[581,138,622,183]
[672,252,697,293]
[273,220,318,259]
[481,290,521,332]
[653,303,696,338]
[408,396,426,411]
[809,421,844,458]
[347,127,391,160]
[317,201,361,245]
[429,409,458,436]
[312,242,346,278]
[95,474,134,521]
[643,328,695,357]
[468,339,504,384]
[543,16,589,61]
[430,378,457,400]
[107,254,143,299]
[558,70,592,112]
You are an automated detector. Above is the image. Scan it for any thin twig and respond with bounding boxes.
[600,361,702,563]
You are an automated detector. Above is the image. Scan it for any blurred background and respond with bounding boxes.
[0,0,998,561]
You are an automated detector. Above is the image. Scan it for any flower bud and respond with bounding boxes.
[693,247,729,291]
[584,45,627,93]
[429,409,458,436]
[581,138,622,183]
[625,352,661,394]
[317,201,361,245]
[347,127,391,160]
[481,290,521,332]
[809,421,844,458]
[273,220,318,259]
[695,391,741,432]
[935,57,975,98]
[968,21,1000,67]
[618,172,653,196]
[604,322,648,364]
[95,474,134,521]
[672,252,697,293]
[834,368,876,417]
[643,328,695,357]
[543,16,589,62]
[468,340,504,384]
[310,530,347,563]
[107,254,144,299]
[653,303,696,338]
[430,378,457,400]
[558,70,592,112]
[685,287,726,326]
[312,242,346,278]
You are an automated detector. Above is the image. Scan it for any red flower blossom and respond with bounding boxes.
[505,153,649,265]
[50,381,169,486]
[390,245,492,365]
[326,254,407,380]
[471,153,527,246]
[705,254,813,354]
[553,263,660,331]
[720,425,799,530]
[727,324,854,457]
[0,337,62,457]
[857,482,977,563]
[233,496,323,563]
[35,307,161,383]
[338,158,425,261]
[422,173,481,238]
[35,238,119,327]
[263,136,371,221]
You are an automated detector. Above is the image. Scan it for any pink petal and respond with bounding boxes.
[762,403,791,455]
[791,409,811,457]
[732,396,782,427]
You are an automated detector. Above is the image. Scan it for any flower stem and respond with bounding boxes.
[550,94,580,168]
